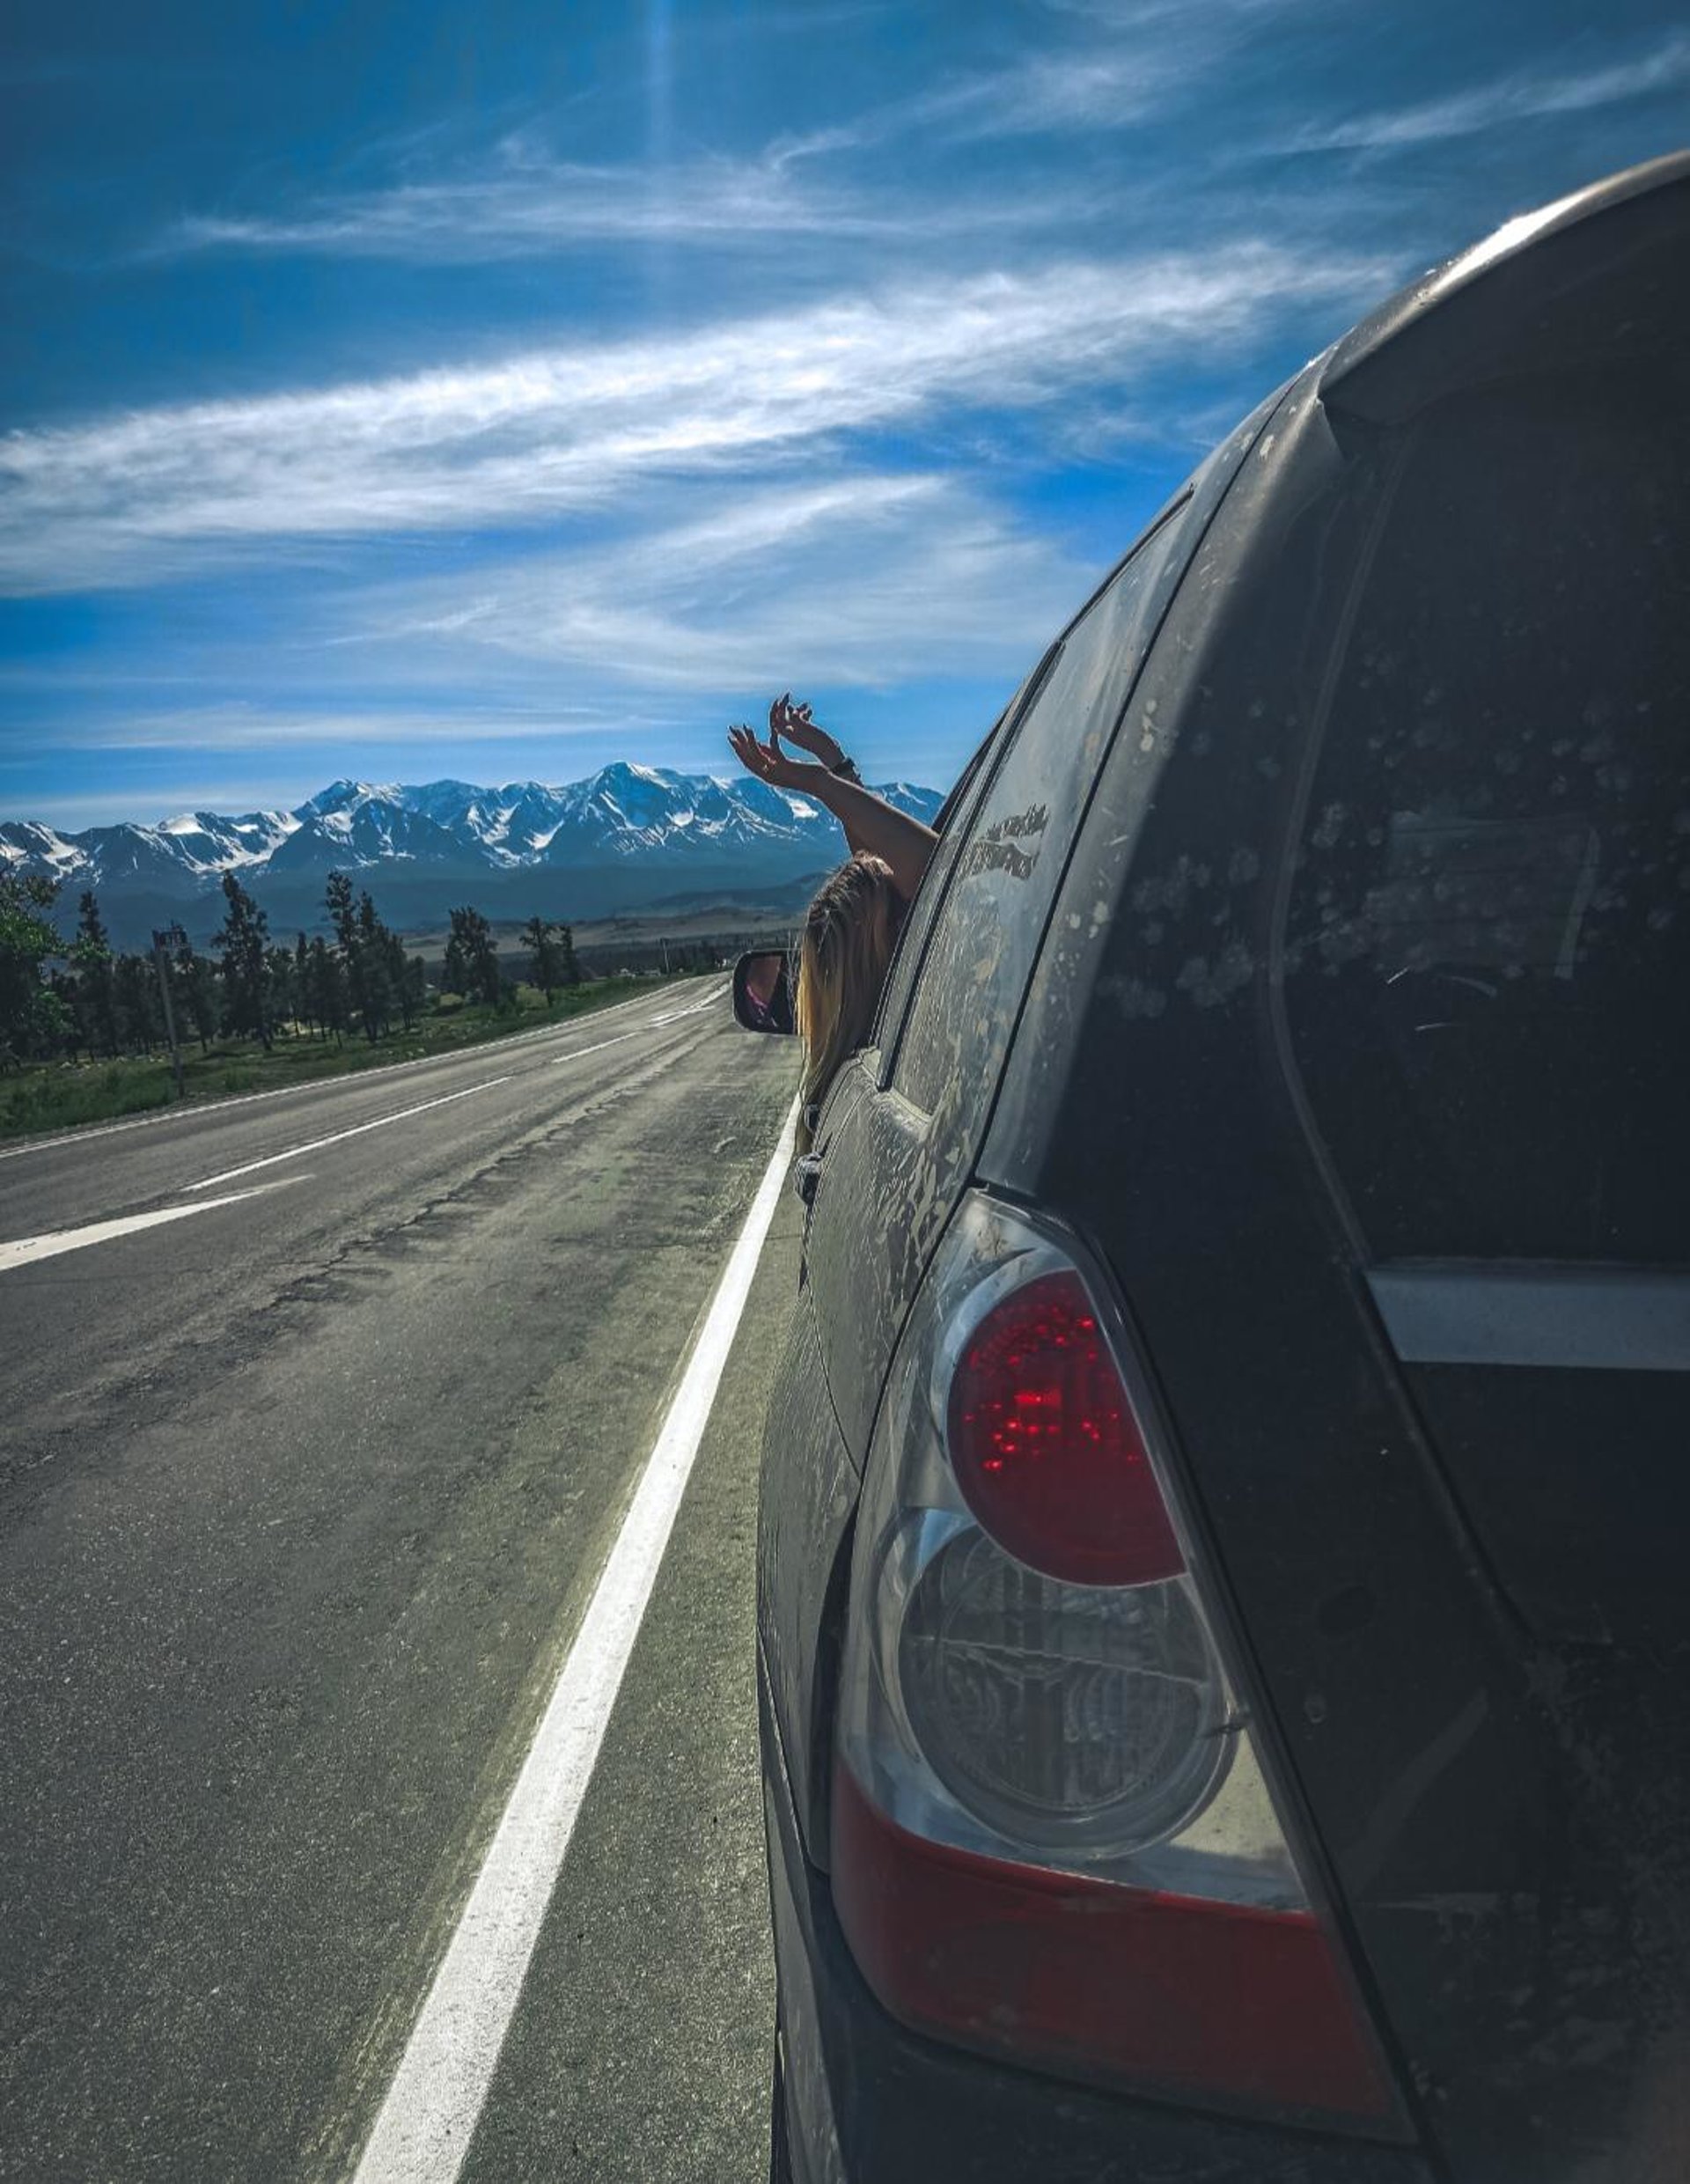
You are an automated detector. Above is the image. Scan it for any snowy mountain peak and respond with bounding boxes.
[3,768,944,947]
[298,777,404,819]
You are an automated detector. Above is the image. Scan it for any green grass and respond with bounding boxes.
[0,974,697,1143]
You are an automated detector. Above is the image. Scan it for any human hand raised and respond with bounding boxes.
[727,719,814,790]
[768,692,845,771]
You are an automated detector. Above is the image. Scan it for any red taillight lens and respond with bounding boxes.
[833,1763,1395,2124]
[948,1269,1183,1587]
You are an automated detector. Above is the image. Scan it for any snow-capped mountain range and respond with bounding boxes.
[3,765,944,945]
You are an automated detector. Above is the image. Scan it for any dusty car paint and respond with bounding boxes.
[760,151,1690,2184]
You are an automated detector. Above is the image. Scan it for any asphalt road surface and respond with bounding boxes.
[0,980,804,2181]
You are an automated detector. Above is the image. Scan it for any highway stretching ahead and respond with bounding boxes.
[0,980,803,2180]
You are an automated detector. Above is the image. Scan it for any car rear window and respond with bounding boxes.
[886,495,1194,1141]
[866,658,1048,1059]
[1282,362,1689,1267]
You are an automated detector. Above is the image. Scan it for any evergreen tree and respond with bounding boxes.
[356,892,393,1039]
[308,937,348,1043]
[325,864,373,1034]
[266,944,299,1033]
[442,924,467,998]
[521,915,566,1004]
[325,870,356,952]
[445,905,501,1007]
[295,933,313,1038]
[561,920,582,987]
[48,967,84,1060]
[325,869,369,1037]
[401,951,428,1025]
[0,873,67,1068]
[114,952,160,1054]
[215,871,273,1049]
[175,938,220,1052]
[72,891,119,1057]
[383,930,424,1030]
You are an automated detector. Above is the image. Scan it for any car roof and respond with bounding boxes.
[1319,150,1690,425]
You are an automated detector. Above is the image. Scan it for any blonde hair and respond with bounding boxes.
[795,853,903,1147]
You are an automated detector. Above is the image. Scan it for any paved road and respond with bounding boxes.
[0,982,803,2181]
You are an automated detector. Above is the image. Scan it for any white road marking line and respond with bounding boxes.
[186,1077,512,1192]
[0,1180,298,1273]
[548,1029,642,1065]
[552,984,726,1060]
[647,981,729,1026]
[351,1098,798,2184]
[0,977,718,1165]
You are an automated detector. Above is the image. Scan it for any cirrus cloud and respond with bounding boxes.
[0,240,1391,596]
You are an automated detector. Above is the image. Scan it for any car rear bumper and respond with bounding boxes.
[759,1644,1436,2184]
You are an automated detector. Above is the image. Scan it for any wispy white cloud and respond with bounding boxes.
[24,702,628,755]
[1286,32,1690,152]
[0,243,1388,594]
[1037,0,1290,18]
[805,0,1309,152]
[150,142,1057,260]
[145,2,1263,269]
[871,48,1188,143]
[334,473,1096,691]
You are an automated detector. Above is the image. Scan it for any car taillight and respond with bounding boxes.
[832,1193,1407,2134]
[948,1269,1182,1587]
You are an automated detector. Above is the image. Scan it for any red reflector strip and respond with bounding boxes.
[833,1762,1396,2126]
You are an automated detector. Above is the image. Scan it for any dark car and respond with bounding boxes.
[744,153,1690,2184]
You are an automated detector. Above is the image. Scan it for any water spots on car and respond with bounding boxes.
[1098,974,1167,1021]
[1174,941,1255,1009]
[1227,847,1260,887]
[1311,802,1348,850]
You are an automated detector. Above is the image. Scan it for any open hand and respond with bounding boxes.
[728,720,812,790]
[768,692,844,771]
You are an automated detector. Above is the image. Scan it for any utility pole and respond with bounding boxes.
[151,923,187,1099]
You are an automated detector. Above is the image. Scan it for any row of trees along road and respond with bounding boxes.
[0,865,588,1070]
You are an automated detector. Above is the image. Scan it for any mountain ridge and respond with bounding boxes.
[2,765,945,946]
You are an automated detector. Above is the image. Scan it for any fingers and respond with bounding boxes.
[728,723,774,777]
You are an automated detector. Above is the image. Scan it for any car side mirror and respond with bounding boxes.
[734,949,796,1036]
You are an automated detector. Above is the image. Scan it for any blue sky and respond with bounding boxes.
[3,0,1686,828]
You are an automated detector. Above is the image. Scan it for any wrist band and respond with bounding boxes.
[828,755,862,783]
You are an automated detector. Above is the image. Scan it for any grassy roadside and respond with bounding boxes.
[1,974,701,1144]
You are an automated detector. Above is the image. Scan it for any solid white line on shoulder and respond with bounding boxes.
[0,976,718,1167]
[0,1180,299,1273]
[349,1097,798,2184]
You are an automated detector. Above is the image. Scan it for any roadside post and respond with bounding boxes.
[151,923,187,1099]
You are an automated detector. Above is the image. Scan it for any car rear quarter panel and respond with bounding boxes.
[758,1271,862,1874]
[982,379,1684,2180]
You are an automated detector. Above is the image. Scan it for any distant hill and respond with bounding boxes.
[2,765,945,948]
